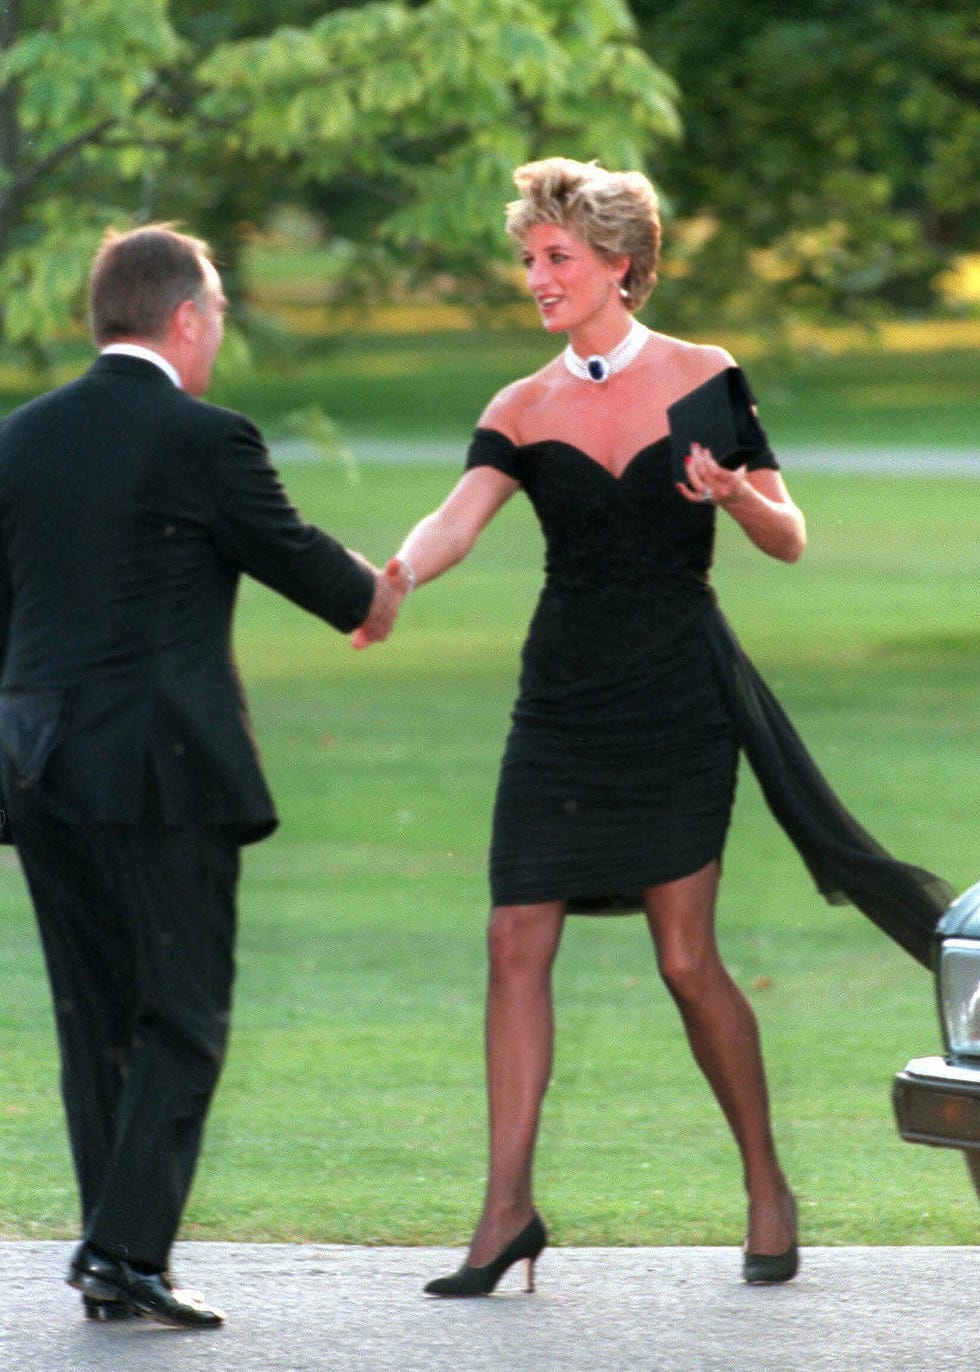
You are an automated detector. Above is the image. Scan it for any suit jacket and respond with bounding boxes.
[0,353,375,843]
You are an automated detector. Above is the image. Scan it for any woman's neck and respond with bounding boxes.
[566,312,634,361]
[562,316,649,385]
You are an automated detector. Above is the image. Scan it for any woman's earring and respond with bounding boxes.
[617,281,630,300]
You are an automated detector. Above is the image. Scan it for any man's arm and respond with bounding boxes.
[0,530,14,843]
[209,416,377,631]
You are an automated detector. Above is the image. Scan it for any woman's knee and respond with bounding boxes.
[487,903,561,980]
[656,941,724,1008]
[644,865,724,1004]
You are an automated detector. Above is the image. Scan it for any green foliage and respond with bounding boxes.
[0,0,184,345]
[2,0,975,352]
[196,0,678,255]
[634,0,980,328]
[0,0,678,352]
[201,327,980,452]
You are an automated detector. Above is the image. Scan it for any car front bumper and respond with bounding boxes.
[893,1055,980,1151]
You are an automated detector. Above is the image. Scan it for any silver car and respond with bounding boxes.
[893,881,980,1195]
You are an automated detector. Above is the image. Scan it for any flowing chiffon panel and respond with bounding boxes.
[703,609,953,968]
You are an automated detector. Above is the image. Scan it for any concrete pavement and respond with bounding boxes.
[273,438,978,475]
[2,1241,978,1371]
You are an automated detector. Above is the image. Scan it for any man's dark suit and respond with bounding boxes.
[0,353,374,1267]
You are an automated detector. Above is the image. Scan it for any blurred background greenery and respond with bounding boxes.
[0,0,978,361]
[0,0,977,1246]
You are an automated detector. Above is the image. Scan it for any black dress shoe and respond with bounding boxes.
[108,1266,226,1329]
[82,1294,137,1321]
[70,1246,137,1320]
[67,1243,120,1300]
[67,1241,88,1288]
[68,1244,224,1329]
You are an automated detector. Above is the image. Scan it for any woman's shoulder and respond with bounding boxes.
[477,356,564,439]
[646,331,736,385]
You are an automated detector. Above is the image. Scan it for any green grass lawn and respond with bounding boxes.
[2,456,977,1248]
[202,329,980,451]
[1,319,975,453]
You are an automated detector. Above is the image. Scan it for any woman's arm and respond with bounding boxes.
[719,469,806,563]
[394,465,520,587]
[351,465,519,648]
[679,445,806,563]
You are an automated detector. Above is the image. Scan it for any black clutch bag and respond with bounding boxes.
[667,366,769,484]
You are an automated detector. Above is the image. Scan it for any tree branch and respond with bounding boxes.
[0,0,22,180]
[0,75,167,223]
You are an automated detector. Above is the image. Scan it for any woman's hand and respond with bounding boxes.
[676,442,747,507]
[676,443,806,563]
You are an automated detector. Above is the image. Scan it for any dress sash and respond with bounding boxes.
[703,609,953,968]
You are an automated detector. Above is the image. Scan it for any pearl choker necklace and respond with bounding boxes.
[563,319,649,383]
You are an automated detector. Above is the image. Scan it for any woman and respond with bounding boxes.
[355,158,950,1292]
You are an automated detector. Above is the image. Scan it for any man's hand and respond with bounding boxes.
[351,558,412,649]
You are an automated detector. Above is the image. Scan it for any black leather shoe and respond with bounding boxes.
[67,1241,89,1287]
[82,1294,137,1321]
[67,1243,120,1300]
[68,1244,224,1328]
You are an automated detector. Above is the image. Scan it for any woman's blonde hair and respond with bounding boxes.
[505,157,661,310]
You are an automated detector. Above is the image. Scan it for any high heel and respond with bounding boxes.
[424,1214,547,1297]
[743,1193,799,1284]
[742,1241,799,1285]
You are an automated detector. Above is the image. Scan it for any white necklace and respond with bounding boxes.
[563,318,649,383]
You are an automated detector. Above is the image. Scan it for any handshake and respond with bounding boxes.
[350,556,415,650]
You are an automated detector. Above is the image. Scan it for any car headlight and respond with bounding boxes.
[937,881,980,1059]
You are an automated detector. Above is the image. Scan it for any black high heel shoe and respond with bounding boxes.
[424,1214,547,1297]
[743,1194,799,1284]
[742,1241,799,1285]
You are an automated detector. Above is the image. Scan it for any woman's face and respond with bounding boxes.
[520,221,626,335]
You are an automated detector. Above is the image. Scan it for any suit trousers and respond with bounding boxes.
[13,792,240,1269]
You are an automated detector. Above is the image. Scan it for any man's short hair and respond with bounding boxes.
[89,224,213,345]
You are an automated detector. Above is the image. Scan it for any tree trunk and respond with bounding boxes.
[0,0,23,257]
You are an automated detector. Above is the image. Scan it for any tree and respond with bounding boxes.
[630,0,980,327]
[0,0,680,352]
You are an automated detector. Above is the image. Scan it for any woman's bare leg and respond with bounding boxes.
[466,900,565,1266]
[644,862,796,1255]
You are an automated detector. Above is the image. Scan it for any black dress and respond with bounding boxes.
[467,409,952,968]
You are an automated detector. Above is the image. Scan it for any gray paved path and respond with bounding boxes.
[2,1241,978,1371]
[272,439,978,474]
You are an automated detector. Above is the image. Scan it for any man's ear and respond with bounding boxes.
[172,297,201,344]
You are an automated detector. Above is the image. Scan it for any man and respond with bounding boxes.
[0,225,408,1328]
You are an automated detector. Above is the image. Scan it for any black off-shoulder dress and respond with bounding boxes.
[467,390,951,967]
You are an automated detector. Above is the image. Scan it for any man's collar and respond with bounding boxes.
[100,343,182,390]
